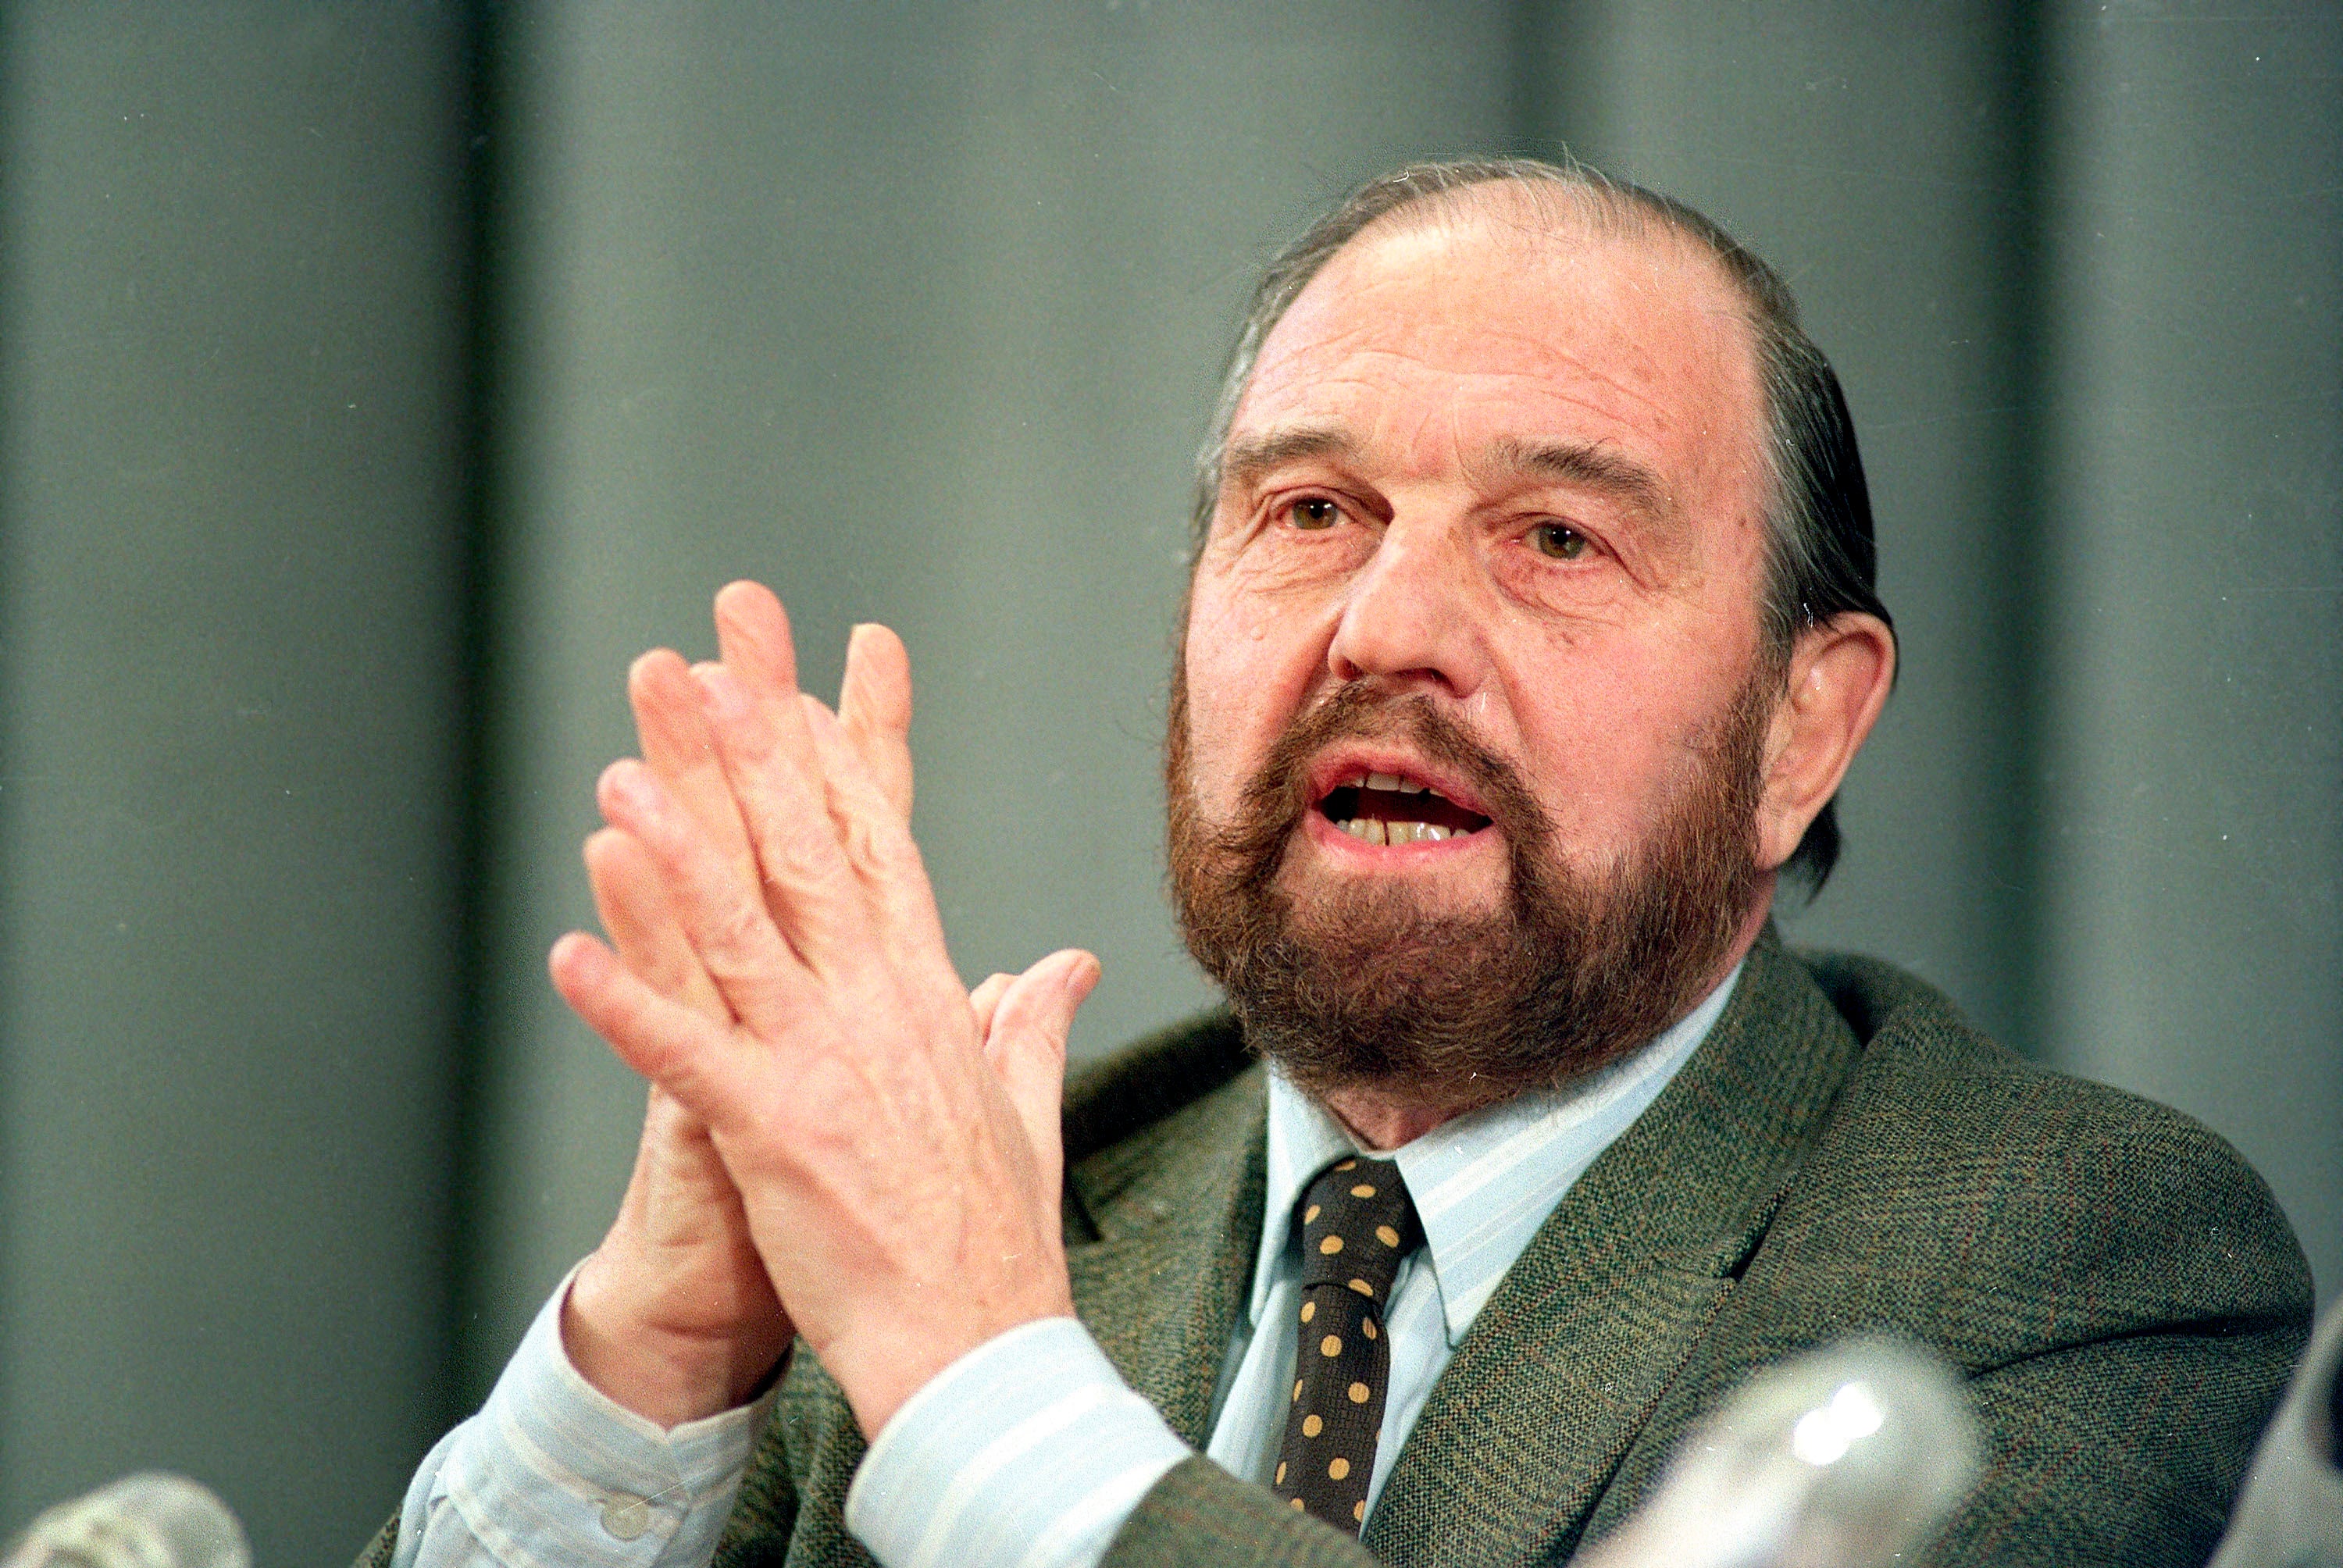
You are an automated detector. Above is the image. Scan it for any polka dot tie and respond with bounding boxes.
[1271,1156,1423,1534]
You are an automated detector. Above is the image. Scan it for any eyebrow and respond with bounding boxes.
[1218,426,1359,494]
[1221,424,1673,524]
[1478,436,1675,525]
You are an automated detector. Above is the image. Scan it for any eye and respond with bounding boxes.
[1529,521,1589,560]
[1286,497,1343,531]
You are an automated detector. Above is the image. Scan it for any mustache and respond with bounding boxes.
[1209,682,1550,889]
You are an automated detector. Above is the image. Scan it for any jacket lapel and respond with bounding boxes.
[1065,1061,1268,1446]
[1365,934,1862,1566]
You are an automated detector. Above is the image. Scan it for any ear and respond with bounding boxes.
[1754,614,1896,873]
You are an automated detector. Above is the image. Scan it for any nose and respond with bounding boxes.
[1325,519,1491,697]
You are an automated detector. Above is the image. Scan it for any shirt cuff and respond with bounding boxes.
[844,1317,1192,1568]
[433,1263,779,1567]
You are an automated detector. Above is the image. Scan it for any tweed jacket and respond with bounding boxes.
[362,937,2311,1566]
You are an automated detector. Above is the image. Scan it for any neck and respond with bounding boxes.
[1312,885,1776,1153]
[1314,1087,1463,1152]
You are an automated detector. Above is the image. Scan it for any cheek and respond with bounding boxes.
[1181,580,1324,814]
[1499,632,1734,855]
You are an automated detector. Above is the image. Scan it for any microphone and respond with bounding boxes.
[2208,1295,2343,1568]
[2,1473,251,1568]
[1576,1335,1981,1568]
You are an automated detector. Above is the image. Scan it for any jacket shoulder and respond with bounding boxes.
[1774,946,2312,1360]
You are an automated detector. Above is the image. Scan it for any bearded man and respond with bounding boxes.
[364,160,2309,1568]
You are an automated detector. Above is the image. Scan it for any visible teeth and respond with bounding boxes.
[1365,771,1402,792]
[1339,818,1464,846]
[1397,779,1427,794]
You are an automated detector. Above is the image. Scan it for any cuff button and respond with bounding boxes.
[601,1493,654,1540]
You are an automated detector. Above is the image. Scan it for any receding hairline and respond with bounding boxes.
[1321,172,1767,335]
[1356,171,1638,239]
[1197,162,1803,568]
[1217,176,1769,540]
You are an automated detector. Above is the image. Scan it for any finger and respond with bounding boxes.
[839,622,915,821]
[550,930,745,1128]
[708,586,858,911]
[968,972,1015,1042]
[629,649,757,884]
[982,949,1100,1192]
[690,661,881,980]
[797,693,950,962]
[710,580,811,747]
[584,827,729,1022]
[597,756,808,1030]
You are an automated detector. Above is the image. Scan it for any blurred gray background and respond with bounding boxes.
[1,1,2334,1557]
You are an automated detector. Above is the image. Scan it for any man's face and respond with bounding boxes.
[1169,197,1780,1103]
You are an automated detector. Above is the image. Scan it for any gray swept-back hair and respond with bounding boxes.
[1189,155,1894,894]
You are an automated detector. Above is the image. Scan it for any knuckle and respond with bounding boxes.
[701,893,772,961]
[768,817,843,886]
[858,820,924,881]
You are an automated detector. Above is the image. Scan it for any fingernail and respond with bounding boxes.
[695,664,751,722]
[603,761,658,814]
[843,625,875,675]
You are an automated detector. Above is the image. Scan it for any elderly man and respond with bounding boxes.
[368,160,2309,1568]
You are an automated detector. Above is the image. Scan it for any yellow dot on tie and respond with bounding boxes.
[1300,1299,1316,1323]
[1376,1224,1400,1247]
[1353,1500,1367,1523]
[1302,1413,1322,1437]
[1328,1456,1351,1481]
[1291,1497,1306,1511]
[1293,1378,1304,1402]
[1363,1318,1378,1340]
[1321,1334,1343,1357]
[1275,1461,1287,1484]
[1335,1158,1358,1171]
[1348,1381,1371,1403]
[1348,1278,1373,1297]
[1304,1203,1320,1223]
[1350,1183,1375,1198]
[1320,1235,1344,1255]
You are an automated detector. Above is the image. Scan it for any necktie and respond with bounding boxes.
[1271,1156,1424,1534]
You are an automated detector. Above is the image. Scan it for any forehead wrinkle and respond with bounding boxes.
[1239,223,1768,522]
[1260,317,1693,444]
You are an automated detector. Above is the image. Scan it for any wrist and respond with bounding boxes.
[822,1285,1076,1438]
[563,1249,786,1427]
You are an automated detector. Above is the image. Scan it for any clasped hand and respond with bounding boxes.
[549,583,1097,1437]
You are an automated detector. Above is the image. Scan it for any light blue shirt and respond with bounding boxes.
[394,962,1737,1568]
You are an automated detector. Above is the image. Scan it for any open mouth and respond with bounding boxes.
[1316,769,1495,847]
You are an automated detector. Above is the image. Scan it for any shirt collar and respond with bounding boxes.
[1251,958,1743,1349]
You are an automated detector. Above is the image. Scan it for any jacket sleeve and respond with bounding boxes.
[1101,1458,1389,1568]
